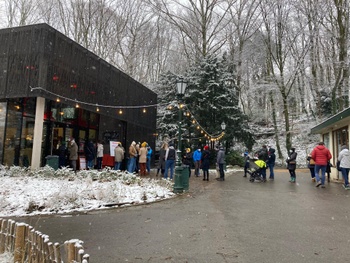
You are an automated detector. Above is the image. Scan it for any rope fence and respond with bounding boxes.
[0,218,90,263]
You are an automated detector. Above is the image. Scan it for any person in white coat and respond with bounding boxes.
[338,145,350,189]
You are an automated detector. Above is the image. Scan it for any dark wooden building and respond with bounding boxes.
[0,23,157,168]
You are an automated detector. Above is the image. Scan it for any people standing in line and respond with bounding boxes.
[201,145,210,181]
[96,140,104,170]
[338,145,350,190]
[311,142,332,188]
[254,156,267,182]
[267,148,276,180]
[326,161,332,183]
[183,148,193,178]
[243,151,250,177]
[138,142,148,176]
[256,145,268,161]
[58,141,68,168]
[216,146,225,181]
[146,145,153,175]
[135,142,140,174]
[287,147,297,183]
[69,137,78,172]
[119,143,126,170]
[193,147,202,177]
[114,143,124,171]
[84,140,95,170]
[127,141,137,173]
[307,153,316,182]
[156,142,168,177]
[164,143,176,179]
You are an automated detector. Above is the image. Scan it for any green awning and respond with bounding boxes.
[311,107,350,134]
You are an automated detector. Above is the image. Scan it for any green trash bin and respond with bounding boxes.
[182,165,190,191]
[45,155,59,170]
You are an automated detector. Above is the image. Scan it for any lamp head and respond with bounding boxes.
[221,121,226,130]
[176,79,187,95]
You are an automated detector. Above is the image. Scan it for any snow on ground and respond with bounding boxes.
[0,166,175,218]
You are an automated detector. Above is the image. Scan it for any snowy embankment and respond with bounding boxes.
[0,166,175,217]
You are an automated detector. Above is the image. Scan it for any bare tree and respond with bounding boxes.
[146,0,234,61]
[259,0,310,152]
[225,0,262,109]
[3,0,43,27]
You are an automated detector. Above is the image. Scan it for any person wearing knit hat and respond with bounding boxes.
[338,145,350,189]
[201,145,210,181]
[287,147,297,183]
[183,148,193,178]
[138,142,148,176]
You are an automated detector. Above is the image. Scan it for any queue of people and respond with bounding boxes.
[57,137,350,191]
[246,141,350,191]
[154,143,226,181]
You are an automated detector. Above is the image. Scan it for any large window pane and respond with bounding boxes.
[4,100,22,166]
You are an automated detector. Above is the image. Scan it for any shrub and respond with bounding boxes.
[225,151,244,167]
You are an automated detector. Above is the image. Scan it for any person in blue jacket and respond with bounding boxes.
[193,147,202,177]
[146,145,152,174]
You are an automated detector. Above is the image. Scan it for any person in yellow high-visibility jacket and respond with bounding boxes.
[254,159,267,182]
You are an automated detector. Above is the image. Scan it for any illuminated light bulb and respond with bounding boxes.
[75,104,79,108]
[197,126,200,129]
[119,109,123,114]
[143,108,146,113]
[96,107,100,112]
[56,98,60,102]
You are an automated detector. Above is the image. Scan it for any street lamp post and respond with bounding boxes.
[173,79,187,193]
[221,121,226,151]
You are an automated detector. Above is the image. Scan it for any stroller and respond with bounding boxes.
[247,159,267,182]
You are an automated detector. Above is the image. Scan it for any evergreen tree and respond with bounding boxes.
[154,71,179,141]
[153,55,254,150]
[184,55,254,149]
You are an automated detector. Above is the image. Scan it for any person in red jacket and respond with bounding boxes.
[311,142,332,188]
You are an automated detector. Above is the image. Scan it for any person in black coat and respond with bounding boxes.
[243,151,250,177]
[287,147,297,183]
[267,148,276,180]
[58,141,68,168]
[84,140,96,170]
[201,145,210,181]
[183,148,193,178]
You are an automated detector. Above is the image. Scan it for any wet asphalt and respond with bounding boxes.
[16,168,350,263]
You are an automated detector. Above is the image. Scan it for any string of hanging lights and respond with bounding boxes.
[30,86,225,140]
[30,86,162,110]
[181,104,225,141]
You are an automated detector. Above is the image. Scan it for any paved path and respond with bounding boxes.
[19,169,350,263]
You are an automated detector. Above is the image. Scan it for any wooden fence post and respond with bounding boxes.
[82,253,90,263]
[14,223,27,263]
[65,240,76,262]
[0,219,7,253]
[0,219,90,262]
[54,242,61,263]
